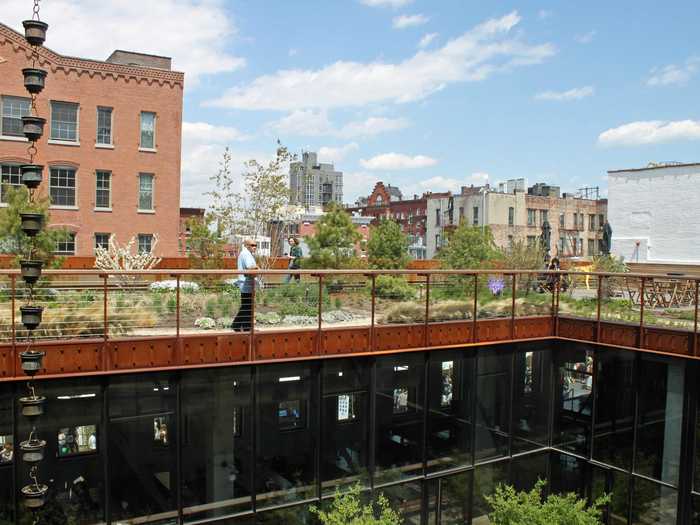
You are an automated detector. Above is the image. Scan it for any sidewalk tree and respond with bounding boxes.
[305,202,362,269]
[367,218,410,269]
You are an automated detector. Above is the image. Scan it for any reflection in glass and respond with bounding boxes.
[322,359,370,495]
[630,478,677,524]
[475,349,511,461]
[510,452,548,492]
[594,349,635,470]
[375,354,425,484]
[427,350,473,473]
[552,345,594,456]
[472,462,508,523]
[439,471,472,524]
[512,348,551,453]
[256,363,317,508]
[378,481,423,525]
[635,358,683,486]
[0,384,13,525]
[0,435,12,464]
[180,368,252,522]
[58,424,97,456]
[549,452,587,498]
[592,466,629,525]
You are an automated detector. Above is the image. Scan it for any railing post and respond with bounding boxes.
[693,279,699,357]
[554,277,560,337]
[249,271,256,362]
[102,274,109,341]
[472,274,478,343]
[11,274,16,377]
[510,273,516,339]
[369,274,376,353]
[317,274,323,355]
[175,275,180,339]
[639,277,646,349]
[424,274,430,348]
[596,275,603,342]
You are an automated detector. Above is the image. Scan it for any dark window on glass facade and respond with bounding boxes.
[0,384,13,525]
[475,349,511,461]
[512,347,551,453]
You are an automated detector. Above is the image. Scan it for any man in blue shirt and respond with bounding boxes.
[231,239,257,332]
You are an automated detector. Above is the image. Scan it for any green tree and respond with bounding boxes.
[486,480,609,525]
[304,202,362,269]
[311,484,403,525]
[437,224,499,269]
[185,214,227,269]
[498,240,545,270]
[367,218,410,269]
[0,186,66,267]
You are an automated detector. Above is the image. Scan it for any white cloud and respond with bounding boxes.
[598,120,700,146]
[4,0,245,85]
[267,110,409,138]
[575,30,596,44]
[418,32,438,49]
[288,48,298,57]
[647,57,699,86]
[208,11,555,111]
[360,0,413,7]
[416,176,461,191]
[535,86,594,101]
[360,153,438,170]
[343,171,380,203]
[317,143,359,163]
[538,10,552,20]
[183,122,250,143]
[470,172,490,184]
[393,14,429,29]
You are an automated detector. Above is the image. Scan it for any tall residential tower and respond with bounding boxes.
[289,151,343,208]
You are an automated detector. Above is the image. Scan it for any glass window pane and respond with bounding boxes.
[592,466,629,525]
[96,107,112,144]
[50,167,76,207]
[636,357,684,486]
[427,350,474,473]
[256,363,317,508]
[439,471,472,524]
[50,101,78,141]
[552,344,594,456]
[375,353,425,484]
[630,478,677,524]
[1,96,30,136]
[0,384,13,525]
[471,462,508,524]
[549,452,588,498]
[16,379,104,524]
[1,164,21,203]
[321,358,370,495]
[475,348,511,461]
[181,368,252,522]
[139,174,154,210]
[594,349,635,470]
[510,452,548,492]
[377,481,423,525]
[108,373,177,523]
[140,112,155,148]
[512,346,552,453]
[95,171,111,209]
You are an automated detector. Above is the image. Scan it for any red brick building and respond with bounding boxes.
[0,22,184,256]
[347,181,448,259]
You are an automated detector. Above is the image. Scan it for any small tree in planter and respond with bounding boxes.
[311,484,403,525]
[367,218,409,270]
[486,480,609,525]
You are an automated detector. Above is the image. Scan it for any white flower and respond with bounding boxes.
[149,280,200,293]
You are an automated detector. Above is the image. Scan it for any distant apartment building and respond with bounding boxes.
[0,23,184,256]
[608,162,700,264]
[426,180,607,259]
[289,151,343,208]
[346,181,444,259]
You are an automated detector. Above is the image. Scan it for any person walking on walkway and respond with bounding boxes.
[285,237,302,283]
[231,239,257,332]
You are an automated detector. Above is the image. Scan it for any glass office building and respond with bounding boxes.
[1,340,697,524]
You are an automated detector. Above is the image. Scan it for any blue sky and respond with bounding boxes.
[5,0,700,207]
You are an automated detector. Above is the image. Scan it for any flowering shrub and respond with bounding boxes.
[149,280,200,293]
[194,317,216,330]
[488,277,505,296]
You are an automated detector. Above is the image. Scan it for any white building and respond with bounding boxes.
[289,151,343,208]
[608,162,700,264]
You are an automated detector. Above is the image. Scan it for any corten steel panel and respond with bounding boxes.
[374,324,425,351]
[600,321,638,348]
[322,327,370,355]
[558,317,596,341]
[0,346,14,377]
[180,334,248,365]
[255,330,318,360]
[644,328,692,356]
[36,341,103,375]
[428,321,472,347]
[513,317,554,339]
[109,338,177,370]
[476,318,512,343]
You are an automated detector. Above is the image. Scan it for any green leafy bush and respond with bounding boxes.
[371,275,416,301]
[311,484,403,525]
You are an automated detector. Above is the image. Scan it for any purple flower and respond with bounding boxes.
[488,277,505,295]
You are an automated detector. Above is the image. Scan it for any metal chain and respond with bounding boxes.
[33,0,41,21]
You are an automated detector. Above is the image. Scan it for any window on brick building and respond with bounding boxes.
[95,171,111,209]
[559,236,565,253]
[526,235,537,248]
[459,207,464,222]
[95,233,110,252]
[577,213,584,230]
[508,207,514,226]
[138,234,153,254]
[559,213,565,228]
[50,167,76,207]
[435,208,440,226]
[50,101,79,142]
[0,164,21,203]
[96,107,112,145]
[599,214,605,230]
[140,111,156,149]
[540,209,548,226]
[1,96,30,137]
[55,232,76,255]
[527,209,535,226]
[508,235,514,247]
[588,239,596,256]
[588,214,596,231]
[138,173,154,211]
[473,206,479,226]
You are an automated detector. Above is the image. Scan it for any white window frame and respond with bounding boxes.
[0,95,31,140]
[0,163,22,205]
[96,106,113,147]
[49,101,80,145]
[138,173,155,212]
[54,232,77,255]
[95,170,112,211]
[49,165,78,209]
[139,111,156,151]
[138,233,153,254]
[94,232,110,253]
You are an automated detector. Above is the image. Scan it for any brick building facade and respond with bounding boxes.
[0,22,184,256]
